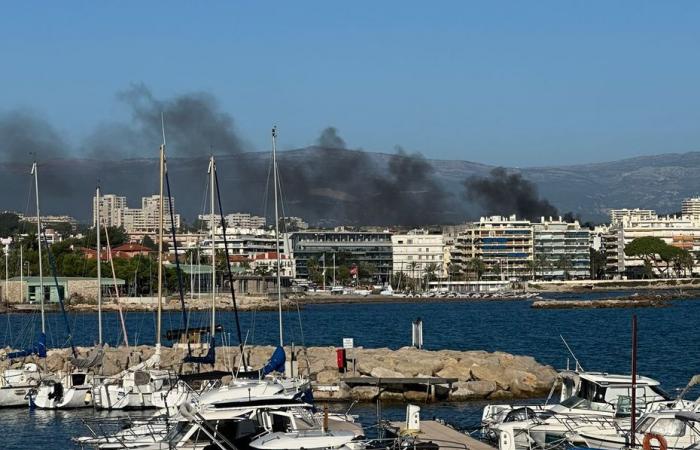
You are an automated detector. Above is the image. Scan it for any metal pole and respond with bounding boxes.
[32,162,45,333]
[96,185,103,345]
[272,126,283,347]
[630,314,638,440]
[4,242,8,303]
[156,143,164,354]
[19,245,23,302]
[209,155,216,338]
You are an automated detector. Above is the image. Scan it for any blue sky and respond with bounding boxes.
[1,1,699,166]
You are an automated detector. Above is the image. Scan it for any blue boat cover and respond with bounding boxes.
[183,337,216,365]
[261,346,286,375]
[6,332,47,359]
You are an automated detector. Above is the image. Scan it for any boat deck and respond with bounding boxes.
[387,420,496,450]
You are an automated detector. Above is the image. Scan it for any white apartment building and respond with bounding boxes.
[249,251,296,278]
[197,213,266,230]
[123,195,181,234]
[93,194,127,228]
[392,230,445,278]
[609,208,657,225]
[197,227,286,258]
[532,217,590,280]
[454,215,534,281]
[682,197,700,221]
[607,214,700,276]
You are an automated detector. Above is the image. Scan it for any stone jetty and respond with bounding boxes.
[0,345,557,402]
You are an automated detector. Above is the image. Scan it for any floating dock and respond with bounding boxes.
[387,420,496,450]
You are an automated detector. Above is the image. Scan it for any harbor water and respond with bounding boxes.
[1,293,698,449]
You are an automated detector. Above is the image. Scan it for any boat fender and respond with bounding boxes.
[643,433,668,450]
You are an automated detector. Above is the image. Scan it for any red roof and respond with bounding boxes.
[253,252,288,260]
[229,255,251,263]
[113,243,151,253]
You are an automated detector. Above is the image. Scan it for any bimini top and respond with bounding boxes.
[576,371,660,386]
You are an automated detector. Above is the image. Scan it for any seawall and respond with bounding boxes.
[1,344,557,402]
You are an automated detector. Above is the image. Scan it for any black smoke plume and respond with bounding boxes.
[316,127,346,149]
[0,90,458,226]
[464,167,558,220]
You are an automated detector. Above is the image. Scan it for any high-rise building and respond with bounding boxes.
[609,208,657,225]
[532,217,590,280]
[123,195,180,234]
[682,197,700,221]
[454,215,534,280]
[391,230,445,278]
[93,194,127,228]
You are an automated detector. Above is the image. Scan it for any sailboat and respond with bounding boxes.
[29,165,97,409]
[0,161,45,407]
[93,141,174,410]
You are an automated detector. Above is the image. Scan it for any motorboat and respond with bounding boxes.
[576,410,700,450]
[484,371,674,450]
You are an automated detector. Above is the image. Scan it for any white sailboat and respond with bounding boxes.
[30,167,96,409]
[93,140,173,410]
[0,162,44,407]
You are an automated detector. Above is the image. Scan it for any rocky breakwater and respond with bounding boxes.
[0,345,557,403]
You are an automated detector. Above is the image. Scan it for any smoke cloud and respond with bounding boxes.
[316,127,346,149]
[0,87,461,226]
[464,167,558,220]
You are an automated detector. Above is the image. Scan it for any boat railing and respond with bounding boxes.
[74,414,172,448]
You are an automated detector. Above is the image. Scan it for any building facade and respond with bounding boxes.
[452,215,534,280]
[289,230,392,281]
[391,230,445,278]
[532,217,590,280]
[123,194,181,234]
[93,194,127,228]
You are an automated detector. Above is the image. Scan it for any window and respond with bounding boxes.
[650,419,685,437]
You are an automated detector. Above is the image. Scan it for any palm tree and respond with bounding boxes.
[556,255,573,280]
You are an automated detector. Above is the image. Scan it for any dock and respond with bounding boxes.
[387,420,496,450]
[342,377,458,401]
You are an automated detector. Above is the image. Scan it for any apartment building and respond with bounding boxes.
[123,195,181,234]
[93,194,127,228]
[454,215,534,280]
[391,230,445,278]
[532,217,590,279]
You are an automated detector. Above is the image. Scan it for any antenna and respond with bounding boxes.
[560,335,584,371]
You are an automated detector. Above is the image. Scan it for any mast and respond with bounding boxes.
[208,155,216,338]
[272,126,283,347]
[156,142,164,356]
[19,244,23,302]
[96,185,103,345]
[31,161,45,334]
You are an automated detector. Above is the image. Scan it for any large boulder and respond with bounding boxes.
[370,367,405,378]
[450,380,497,400]
[316,369,340,384]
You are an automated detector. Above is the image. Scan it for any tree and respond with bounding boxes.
[589,248,607,280]
[0,212,22,237]
[467,258,485,280]
[555,255,573,280]
[83,226,128,248]
[142,235,158,251]
[624,236,692,279]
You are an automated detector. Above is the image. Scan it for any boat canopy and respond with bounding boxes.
[6,332,46,359]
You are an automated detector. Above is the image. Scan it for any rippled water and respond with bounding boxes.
[2,294,698,449]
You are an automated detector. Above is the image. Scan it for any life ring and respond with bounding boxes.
[643,433,668,450]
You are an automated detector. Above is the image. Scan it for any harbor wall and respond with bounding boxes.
[0,344,557,402]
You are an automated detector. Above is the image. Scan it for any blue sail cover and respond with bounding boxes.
[183,337,216,365]
[6,332,47,359]
[261,346,286,375]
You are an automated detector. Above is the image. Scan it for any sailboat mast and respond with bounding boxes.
[209,156,216,338]
[32,162,45,334]
[272,126,283,347]
[156,143,164,352]
[96,185,103,345]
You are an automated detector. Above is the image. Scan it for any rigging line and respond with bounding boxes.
[42,229,77,358]
[292,297,311,377]
[164,167,191,357]
[213,169,247,370]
